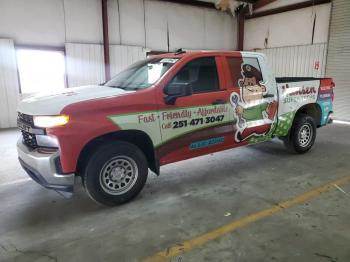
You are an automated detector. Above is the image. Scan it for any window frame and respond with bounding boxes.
[15,45,67,95]
[225,55,265,90]
[165,56,222,94]
[104,57,179,91]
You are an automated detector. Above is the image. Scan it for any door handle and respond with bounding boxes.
[263,93,274,98]
[212,99,226,105]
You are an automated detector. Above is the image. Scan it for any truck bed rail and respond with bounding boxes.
[276,77,332,83]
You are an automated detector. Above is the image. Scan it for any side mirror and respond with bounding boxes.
[164,82,193,105]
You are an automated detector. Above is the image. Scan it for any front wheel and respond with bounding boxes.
[284,115,316,154]
[83,141,148,206]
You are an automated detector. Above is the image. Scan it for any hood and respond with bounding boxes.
[17,85,132,115]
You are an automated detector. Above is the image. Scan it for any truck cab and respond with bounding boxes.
[17,50,334,206]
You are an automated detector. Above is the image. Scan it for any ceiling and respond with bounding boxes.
[198,0,258,4]
[197,0,257,13]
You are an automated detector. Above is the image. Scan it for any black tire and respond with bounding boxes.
[83,141,148,206]
[284,114,316,154]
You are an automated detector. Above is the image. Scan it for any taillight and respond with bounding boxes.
[331,81,335,89]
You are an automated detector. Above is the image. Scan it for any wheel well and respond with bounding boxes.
[76,130,158,176]
[295,103,322,127]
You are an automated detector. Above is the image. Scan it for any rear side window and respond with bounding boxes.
[170,57,219,93]
[226,57,263,87]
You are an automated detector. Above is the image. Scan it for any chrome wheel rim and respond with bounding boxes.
[99,156,138,195]
[298,124,313,147]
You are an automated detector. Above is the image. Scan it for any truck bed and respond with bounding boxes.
[276,77,332,83]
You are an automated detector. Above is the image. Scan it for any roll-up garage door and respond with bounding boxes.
[325,0,350,121]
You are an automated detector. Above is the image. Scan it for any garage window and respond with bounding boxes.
[16,49,66,94]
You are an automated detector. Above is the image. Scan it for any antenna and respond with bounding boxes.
[175,48,186,55]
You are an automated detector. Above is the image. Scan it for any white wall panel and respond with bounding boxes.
[144,0,168,51]
[204,8,237,50]
[63,0,103,44]
[110,45,146,77]
[222,12,237,50]
[108,0,122,44]
[0,0,103,46]
[258,43,327,78]
[0,39,20,128]
[313,3,332,44]
[0,0,65,47]
[65,43,105,87]
[65,43,146,86]
[144,0,236,51]
[119,0,146,46]
[245,3,331,50]
[168,4,206,50]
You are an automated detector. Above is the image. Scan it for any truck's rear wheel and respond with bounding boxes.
[83,141,148,206]
[284,115,316,154]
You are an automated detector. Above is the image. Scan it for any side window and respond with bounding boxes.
[169,57,219,93]
[227,57,263,87]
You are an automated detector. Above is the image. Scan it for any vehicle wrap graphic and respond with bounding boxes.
[277,80,319,116]
[317,82,334,125]
[189,137,225,150]
[273,111,295,137]
[159,104,230,144]
[274,80,321,137]
[109,110,163,146]
[105,54,333,168]
[109,77,329,164]
[230,61,278,144]
[108,104,233,148]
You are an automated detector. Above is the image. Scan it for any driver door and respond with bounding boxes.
[156,56,234,165]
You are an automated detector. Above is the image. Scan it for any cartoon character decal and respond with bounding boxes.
[230,63,278,142]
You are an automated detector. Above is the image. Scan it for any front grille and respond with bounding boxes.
[18,112,34,126]
[22,131,38,149]
[18,112,38,149]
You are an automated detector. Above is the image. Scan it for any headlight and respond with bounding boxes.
[33,115,69,128]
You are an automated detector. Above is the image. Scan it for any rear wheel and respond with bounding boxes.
[83,141,148,206]
[284,115,316,154]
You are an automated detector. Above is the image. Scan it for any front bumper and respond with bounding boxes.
[17,139,75,192]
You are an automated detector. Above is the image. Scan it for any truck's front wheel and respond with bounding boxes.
[83,141,148,206]
[284,115,316,154]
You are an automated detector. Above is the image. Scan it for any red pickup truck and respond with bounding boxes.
[17,50,334,206]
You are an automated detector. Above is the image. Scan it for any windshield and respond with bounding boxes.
[104,58,179,90]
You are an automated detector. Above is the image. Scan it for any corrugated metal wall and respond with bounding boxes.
[65,43,146,87]
[109,0,236,51]
[109,45,146,77]
[0,39,19,128]
[258,43,327,78]
[325,0,350,121]
[65,43,106,87]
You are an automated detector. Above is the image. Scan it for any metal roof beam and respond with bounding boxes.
[160,0,216,9]
[246,0,331,19]
[253,0,277,11]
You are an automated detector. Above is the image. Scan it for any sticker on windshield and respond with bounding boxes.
[160,58,178,64]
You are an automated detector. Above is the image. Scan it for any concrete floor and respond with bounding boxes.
[0,124,349,262]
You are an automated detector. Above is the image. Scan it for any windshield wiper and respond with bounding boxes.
[105,85,128,89]
[129,86,145,90]
[106,85,148,91]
